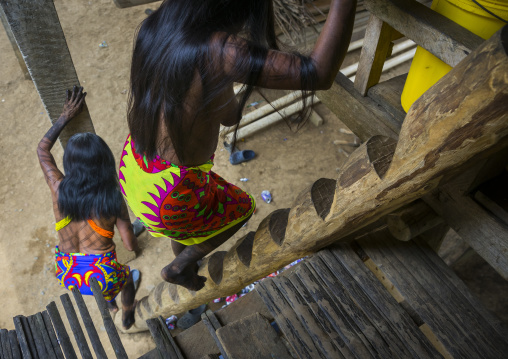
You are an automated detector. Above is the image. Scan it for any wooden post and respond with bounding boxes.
[0,6,29,79]
[354,15,399,96]
[117,26,508,333]
[113,0,158,8]
[387,200,443,241]
[0,0,94,148]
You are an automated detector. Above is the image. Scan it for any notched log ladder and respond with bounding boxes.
[119,22,508,332]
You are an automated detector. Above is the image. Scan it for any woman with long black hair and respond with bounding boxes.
[119,0,357,291]
[38,87,140,329]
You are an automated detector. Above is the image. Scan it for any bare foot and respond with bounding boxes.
[107,300,119,314]
[122,300,137,330]
[161,264,207,291]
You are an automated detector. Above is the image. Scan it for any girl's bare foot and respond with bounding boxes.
[161,264,207,291]
[122,300,137,330]
[107,300,119,313]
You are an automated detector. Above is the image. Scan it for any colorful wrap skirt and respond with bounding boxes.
[55,247,130,302]
[118,134,255,246]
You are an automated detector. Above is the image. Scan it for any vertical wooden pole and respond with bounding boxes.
[0,6,30,79]
[0,0,95,148]
[354,15,400,96]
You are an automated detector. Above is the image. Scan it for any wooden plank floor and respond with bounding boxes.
[256,228,508,359]
[1,278,128,359]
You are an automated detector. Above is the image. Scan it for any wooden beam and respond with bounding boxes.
[424,185,508,280]
[0,0,94,148]
[318,72,400,141]
[387,200,443,241]
[354,15,399,95]
[366,73,406,124]
[364,0,483,67]
[475,191,508,226]
[0,6,29,79]
[117,26,508,334]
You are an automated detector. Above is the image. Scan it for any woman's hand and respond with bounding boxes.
[61,85,87,121]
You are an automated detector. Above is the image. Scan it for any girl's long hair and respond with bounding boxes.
[57,133,123,221]
[128,0,317,164]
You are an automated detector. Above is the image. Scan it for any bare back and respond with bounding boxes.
[50,187,117,254]
[156,68,239,167]
[37,90,138,256]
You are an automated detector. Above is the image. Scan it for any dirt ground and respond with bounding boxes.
[1,1,506,358]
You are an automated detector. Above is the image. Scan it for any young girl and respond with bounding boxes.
[37,86,140,329]
[120,0,356,291]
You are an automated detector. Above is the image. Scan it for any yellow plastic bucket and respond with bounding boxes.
[400,0,508,112]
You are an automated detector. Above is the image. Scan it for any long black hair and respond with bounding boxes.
[57,133,123,221]
[128,0,317,164]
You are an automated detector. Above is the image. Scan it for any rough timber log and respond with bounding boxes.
[0,0,94,148]
[0,6,29,79]
[117,27,508,333]
[354,15,400,96]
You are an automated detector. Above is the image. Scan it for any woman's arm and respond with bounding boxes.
[219,0,357,90]
[116,200,140,252]
[37,86,86,192]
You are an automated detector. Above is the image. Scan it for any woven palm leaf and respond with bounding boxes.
[273,0,317,45]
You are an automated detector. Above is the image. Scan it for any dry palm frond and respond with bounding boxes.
[273,0,318,46]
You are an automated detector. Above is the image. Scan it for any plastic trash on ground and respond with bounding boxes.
[261,190,272,203]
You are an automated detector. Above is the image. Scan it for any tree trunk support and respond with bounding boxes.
[0,6,29,79]
[354,15,401,96]
[0,0,95,148]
